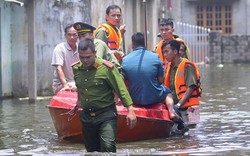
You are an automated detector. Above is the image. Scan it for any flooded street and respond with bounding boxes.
[0,64,250,155]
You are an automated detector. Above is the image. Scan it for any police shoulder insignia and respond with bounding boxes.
[103,60,114,68]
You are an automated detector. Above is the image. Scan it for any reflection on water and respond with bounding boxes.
[0,64,250,155]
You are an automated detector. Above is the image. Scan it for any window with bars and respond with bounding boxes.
[196,4,233,34]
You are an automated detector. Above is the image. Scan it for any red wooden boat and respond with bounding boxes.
[47,91,174,142]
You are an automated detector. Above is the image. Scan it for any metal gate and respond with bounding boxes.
[174,21,210,64]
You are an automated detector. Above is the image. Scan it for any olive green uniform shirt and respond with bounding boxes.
[73,57,132,111]
[169,58,197,104]
[94,38,121,70]
[95,27,109,45]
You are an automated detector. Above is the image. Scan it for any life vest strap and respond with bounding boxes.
[108,41,117,44]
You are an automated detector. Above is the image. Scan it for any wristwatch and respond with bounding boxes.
[176,103,181,107]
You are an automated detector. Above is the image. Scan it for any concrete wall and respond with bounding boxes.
[91,0,159,51]
[168,0,196,25]
[233,0,250,35]
[0,0,91,97]
[179,0,196,25]
[11,0,28,97]
[209,31,250,64]
[91,0,132,53]
[208,31,223,64]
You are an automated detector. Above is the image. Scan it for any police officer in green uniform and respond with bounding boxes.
[72,38,137,152]
[73,22,122,71]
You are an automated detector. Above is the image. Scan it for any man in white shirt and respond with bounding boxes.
[51,24,79,94]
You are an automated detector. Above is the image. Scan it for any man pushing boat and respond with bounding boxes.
[72,38,137,153]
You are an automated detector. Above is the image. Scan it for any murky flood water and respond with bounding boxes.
[0,64,250,155]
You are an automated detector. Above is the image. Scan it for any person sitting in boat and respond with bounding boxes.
[122,32,179,121]
[51,24,78,94]
[162,39,202,133]
[72,38,137,153]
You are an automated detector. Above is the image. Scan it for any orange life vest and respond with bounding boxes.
[155,40,168,69]
[164,58,202,108]
[155,38,190,69]
[94,24,122,51]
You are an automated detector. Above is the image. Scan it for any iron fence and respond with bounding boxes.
[174,22,210,64]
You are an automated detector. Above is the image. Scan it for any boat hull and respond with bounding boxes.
[48,91,174,142]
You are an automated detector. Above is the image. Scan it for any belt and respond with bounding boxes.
[84,104,115,117]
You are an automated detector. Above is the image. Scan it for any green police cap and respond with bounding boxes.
[73,22,96,33]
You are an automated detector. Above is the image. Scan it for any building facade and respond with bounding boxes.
[168,0,250,35]
[172,0,250,64]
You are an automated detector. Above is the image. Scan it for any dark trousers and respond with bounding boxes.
[80,107,118,152]
[174,107,185,130]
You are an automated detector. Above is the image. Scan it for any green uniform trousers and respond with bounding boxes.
[80,105,118,152]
